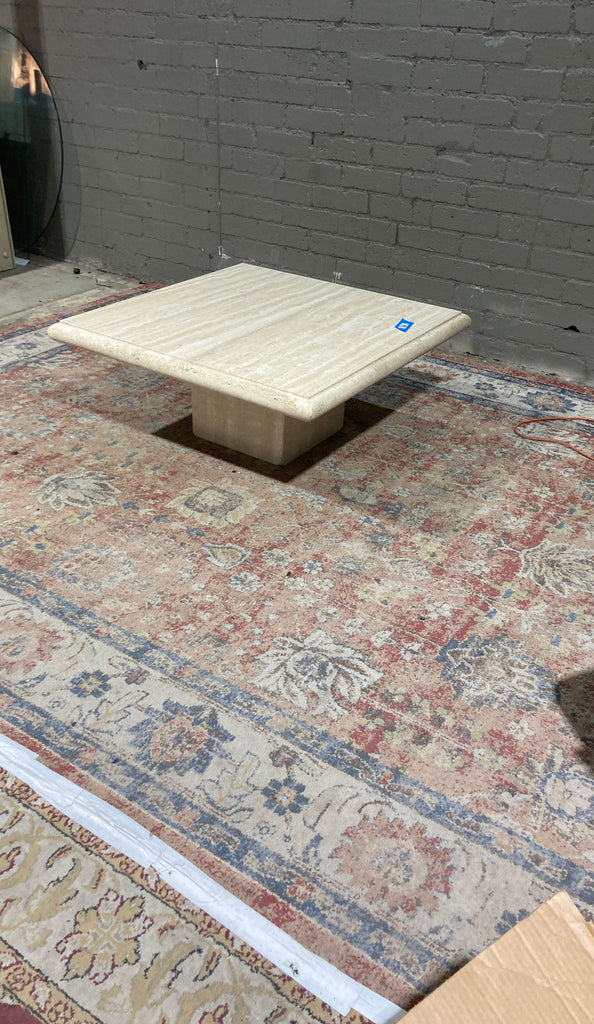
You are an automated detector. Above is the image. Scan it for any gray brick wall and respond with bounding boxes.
[1,0,593,383]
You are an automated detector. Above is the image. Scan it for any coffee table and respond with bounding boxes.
[48,263,470,464]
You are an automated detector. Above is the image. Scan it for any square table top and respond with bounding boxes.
[48,263,470,421]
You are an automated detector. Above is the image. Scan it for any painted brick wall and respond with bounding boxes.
[2,1,593,382]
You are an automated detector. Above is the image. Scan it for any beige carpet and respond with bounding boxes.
[1,295,593,1010]
[0,765,369,1024]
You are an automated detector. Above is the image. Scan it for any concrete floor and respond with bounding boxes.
[0,255,141,329]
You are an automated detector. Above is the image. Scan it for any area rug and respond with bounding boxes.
[0,764,364,1024]
[0,299,593,1010]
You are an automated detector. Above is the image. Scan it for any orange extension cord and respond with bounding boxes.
[514,416,594,461]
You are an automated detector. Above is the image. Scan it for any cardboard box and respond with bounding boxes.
[406,891,594,1023]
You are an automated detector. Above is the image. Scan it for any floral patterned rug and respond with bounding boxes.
[0,765,364,1024]
[1,300,593,1010]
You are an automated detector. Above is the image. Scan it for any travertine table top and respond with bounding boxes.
[48,263,471,421]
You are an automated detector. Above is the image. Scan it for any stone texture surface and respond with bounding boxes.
[48,262,470,461]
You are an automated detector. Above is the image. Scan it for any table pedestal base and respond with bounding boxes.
[191,385,344,465]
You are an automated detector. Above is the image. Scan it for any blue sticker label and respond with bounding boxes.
[395,318,414,332]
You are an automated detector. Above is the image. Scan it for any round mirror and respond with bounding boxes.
[0,27,63,252]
